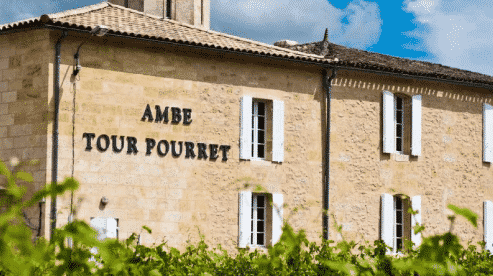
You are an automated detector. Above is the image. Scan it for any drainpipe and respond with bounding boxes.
[322,68,337,241]
[50,30,68,240]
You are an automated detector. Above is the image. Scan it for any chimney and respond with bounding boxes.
[273,40,298,47]
[109,0,210,29]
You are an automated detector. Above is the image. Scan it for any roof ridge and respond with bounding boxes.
[47,2,109,19]
[105,2,324,59]
[0,2,109,30]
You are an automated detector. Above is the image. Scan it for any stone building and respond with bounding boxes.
[1,0,493,253]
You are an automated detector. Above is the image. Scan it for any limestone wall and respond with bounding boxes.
[52,34,324,250]
[329,70,493,244]
[0,29,52,237]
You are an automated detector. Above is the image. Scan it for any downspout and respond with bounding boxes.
[322,68,337,241]
[50,30,68,240]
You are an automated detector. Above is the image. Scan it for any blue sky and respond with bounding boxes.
[2,0,493,76]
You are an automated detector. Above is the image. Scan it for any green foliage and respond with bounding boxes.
[1,159,493,275]
[448,204,478,228]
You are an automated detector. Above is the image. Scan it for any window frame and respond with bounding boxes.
[251,194,267,246]
[251,100,268,160]
[395,95,405,154]
[393,195,411,254]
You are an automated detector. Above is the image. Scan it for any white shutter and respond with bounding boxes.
[106,218,118,239]
[272,100,285,163]
[411,95,422,156]
[240,96,253,160]
[411,195,422,247]
[238,191,252,248]
[381,193,394,251]
[484,201,493,253]
[272,193,284,244]
[483,103,493,162]
[382,91,395,153]
[90,217,107,241]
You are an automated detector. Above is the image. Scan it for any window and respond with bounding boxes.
[382,91,421,156]
[393,195,410,251]
[381,194,421,254]
[252,101,267,159]
[240,96,284,162]
[484,201,493,252]
[238,191,283,248]
[251,194,266,246]
[166,0,172,19]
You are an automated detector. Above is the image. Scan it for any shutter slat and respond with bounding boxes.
[411,95,422,156]
[272,194,284,244]
[484,201,493,253]
[483,103,493,162]
[411,195,422,247]
[381,193,394,252]
[272,100,284,162]
[240,96,253,160]
[238,191,252,248]
[383,91,395,153]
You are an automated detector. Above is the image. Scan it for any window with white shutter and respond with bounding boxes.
[238,192,283,248]
[381,194,420,253]
[382,91,422,156]
[240,97,284,162]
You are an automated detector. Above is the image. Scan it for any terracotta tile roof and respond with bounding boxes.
[0,2,325,64]
[285,41,493,86]
[1,2,492,87]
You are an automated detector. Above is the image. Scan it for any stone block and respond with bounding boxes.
[0,114,14,126]
[0,127,7,138]
[0,58,8,70]
[0,104,7,115]
[2,91,16,103]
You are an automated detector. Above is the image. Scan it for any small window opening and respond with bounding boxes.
[166,0,172,19]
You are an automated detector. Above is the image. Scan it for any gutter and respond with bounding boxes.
[50,30,68,240]
[41,25,493,91]
[322,69,337,241]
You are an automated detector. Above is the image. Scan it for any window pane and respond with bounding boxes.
[396,239,402,250]
[258,145,265,158]
[258,208,264,220]
[396,111,402,124]
[395,197,402,209]
[396,97,403,109]
[257,233,264,245]
[396,225,403,237]
[251,219,253,231]
[258,131,265,143]
[396,138,402,152]
[396,125,402,137]
[257,196,265,207]
[257,221,264,231]
[258,102,265,116]
[258,117,265,129]
[396,211,402,223]
[251,233,254,244]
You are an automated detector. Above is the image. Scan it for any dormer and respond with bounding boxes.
[108,0,210,29]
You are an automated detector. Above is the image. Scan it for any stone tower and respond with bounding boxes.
[108,0,210,29]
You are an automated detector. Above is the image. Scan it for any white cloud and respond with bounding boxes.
[211,0,382,49]
[404,0,493,76]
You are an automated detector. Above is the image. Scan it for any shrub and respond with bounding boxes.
[1,159,493,275]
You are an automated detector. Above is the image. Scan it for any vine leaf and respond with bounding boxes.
[448,204,478,228]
